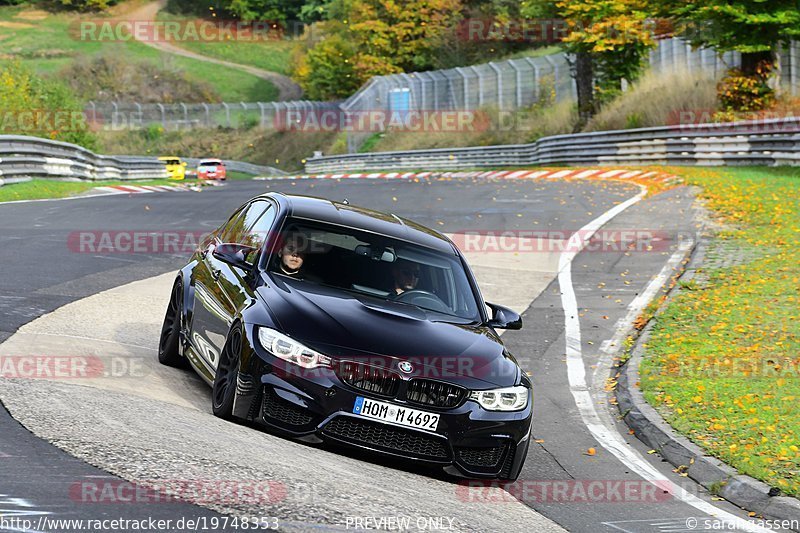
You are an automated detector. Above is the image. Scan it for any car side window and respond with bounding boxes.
[222,201,277,264]
[242,204,277,263]
[218,205,247,243]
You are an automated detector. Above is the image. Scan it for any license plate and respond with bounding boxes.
[353,397,439,432]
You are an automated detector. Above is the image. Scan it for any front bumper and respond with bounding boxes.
[232,354,532,480]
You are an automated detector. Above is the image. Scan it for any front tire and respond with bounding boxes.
[158,279,187,368]
[212,324,242,420]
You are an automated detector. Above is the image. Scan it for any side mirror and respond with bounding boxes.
[486,302,522,330]
[213,243,256,270]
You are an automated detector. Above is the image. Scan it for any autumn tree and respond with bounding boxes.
[522,0,656,128]
[293,0,462,100]
[521,0,596,128]
[667,0,800,77]
[0,62,97,149]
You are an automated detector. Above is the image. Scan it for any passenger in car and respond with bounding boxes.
[391,260,421,295]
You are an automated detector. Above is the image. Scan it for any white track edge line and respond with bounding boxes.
[557,188,771,533]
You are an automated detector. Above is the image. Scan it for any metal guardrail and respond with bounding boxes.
[0,177,32,188]
[0,135,286,182]
[183,158,285,176]
[305,118,800,173]
[0,136,169,181]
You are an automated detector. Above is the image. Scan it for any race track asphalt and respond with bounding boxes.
[0,177,768,532]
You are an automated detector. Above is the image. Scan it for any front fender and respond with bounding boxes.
[179,260,199,331]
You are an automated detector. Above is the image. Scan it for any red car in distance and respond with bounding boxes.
[197,159,227,181]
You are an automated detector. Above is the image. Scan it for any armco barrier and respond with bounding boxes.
[184,158,285,176]
[0,136,168,181]
[0,136,286,181]
[305,117,800,173]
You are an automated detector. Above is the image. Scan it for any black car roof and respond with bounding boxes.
[268,193,457,254]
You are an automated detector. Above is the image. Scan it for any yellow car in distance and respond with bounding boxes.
[158,156,187,180]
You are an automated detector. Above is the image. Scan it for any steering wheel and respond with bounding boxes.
[393,289,451,314]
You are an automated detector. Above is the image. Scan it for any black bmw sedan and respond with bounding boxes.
[158,192,532,480]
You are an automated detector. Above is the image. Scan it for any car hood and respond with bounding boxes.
[257,276,521,389]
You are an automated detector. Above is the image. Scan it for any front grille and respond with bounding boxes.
[336,361,401,398]
[456,445,507,468]
[499,441,517,479]
[246,388,263,421]
[262,388,315,427]
[406,379,467,409]
[236,373,255,396]
[323,416,450,461]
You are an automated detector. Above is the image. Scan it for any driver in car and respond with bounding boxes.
[391,260,421,295]
[275,234,317,281]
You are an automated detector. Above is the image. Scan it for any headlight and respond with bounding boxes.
[469,386,529,411]
[257,327,331,369]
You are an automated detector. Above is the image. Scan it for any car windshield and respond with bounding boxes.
[266,218,482,323]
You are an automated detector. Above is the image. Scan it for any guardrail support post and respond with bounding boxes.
[488,62,503,110]
[156,103,166,129]
[87,101,96,127]
[508,60,523,108]
[257,102,266,128]
[240,101,248,128]
[543,55,560,101]
[454,67,469,109]
[133,102,142,130]
[792,41,798,96]
[222,102,231,128]
[430,73,440,109]
[471,66,484,107]
[523,58,540,102]
[111,101,119,130]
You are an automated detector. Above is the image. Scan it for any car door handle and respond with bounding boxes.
[211,269,221,281]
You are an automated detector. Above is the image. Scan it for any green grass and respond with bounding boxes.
[156,11,295,76]
[98,127,338,172]
[500,45,562,61]
[0,6,277,101]
[0,178,178,203]
[224,170,255,180]
[641,166,800,496]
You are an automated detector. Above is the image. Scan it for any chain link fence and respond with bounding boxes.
[339,53,574,152]
[86,100,342,132]
[87,38,800,153]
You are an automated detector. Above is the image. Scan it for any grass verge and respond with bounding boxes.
[640,166,800,496]
[155,11,295,76]
[0,6,277,102]
[0,178,177,203]
[98,128,338,172]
